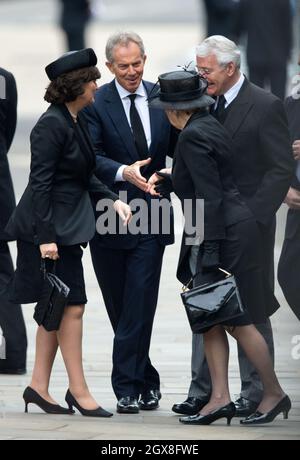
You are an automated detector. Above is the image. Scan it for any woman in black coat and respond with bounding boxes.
[6,49,131,417]
[148,70,290,426]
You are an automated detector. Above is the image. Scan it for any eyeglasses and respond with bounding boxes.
[195,66,213,76]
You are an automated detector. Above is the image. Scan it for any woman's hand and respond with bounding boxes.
[292,140,300,161]
[147,168,172,196]
[113,200,132,226]
[39,243,59,260]
[284,187,300,210]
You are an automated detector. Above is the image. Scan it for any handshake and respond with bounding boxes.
[122,158,173,197]
[147,169,173,197]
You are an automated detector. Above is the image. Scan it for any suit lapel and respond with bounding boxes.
[144,81,159,158]
[77,114,96,169]
[57,104,95,170]
[223,79,253,137]
[104,81,139,162]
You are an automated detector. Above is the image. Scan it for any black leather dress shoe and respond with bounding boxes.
[117,396,139,414]
[234,397,259,417]
[0,367,26,375]
[179,402,236,425]
[139,389,161,410]
[240,395,291,425]
[172,397,209,415]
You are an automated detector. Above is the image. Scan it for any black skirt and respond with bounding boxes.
[8,240,87,306]
[192,218,279,328]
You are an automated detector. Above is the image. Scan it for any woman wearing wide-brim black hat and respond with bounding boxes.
[148,70,290,426]
[5,49,131,417]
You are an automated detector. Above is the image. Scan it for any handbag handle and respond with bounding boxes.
[182,267,232,292]
[40,258,57,279]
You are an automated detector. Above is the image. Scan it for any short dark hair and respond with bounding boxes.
[44,66,100,104]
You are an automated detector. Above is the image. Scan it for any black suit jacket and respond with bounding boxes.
[281,96,300,240]
[84,79,175,249]
[60,0,90,30]
[0,68,17,240]
[173,110,252,282]
[203,0,239,41]
[238,0,292,67]
[6,104,117,246]
[223,79,294,226]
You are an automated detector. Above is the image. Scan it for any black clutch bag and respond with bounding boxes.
[181,268,244,333]
[33,260,70,332]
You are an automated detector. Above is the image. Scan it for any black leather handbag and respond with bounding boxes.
[181,268,244,333]
[33,260,70,331]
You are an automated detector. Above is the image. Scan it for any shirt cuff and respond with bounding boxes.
[115,164,127,182]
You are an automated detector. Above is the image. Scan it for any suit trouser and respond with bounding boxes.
[0,241,27,370]
[90,234,164,399]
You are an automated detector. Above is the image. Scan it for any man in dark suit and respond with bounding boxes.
[202,0,240,41]
[59,0,91,51]
[237,0,292,100]
[84,32,175,413]
[172,35,293,417]
[278,92,300,321]
[0,67,27,374]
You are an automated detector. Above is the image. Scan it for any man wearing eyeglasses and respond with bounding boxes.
[172,35,294,418]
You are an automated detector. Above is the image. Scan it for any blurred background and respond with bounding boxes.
[1,2,299,424]
[1,0,299,190]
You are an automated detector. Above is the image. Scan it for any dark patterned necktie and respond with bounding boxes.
[213,94,227,122]
[128,94,148,160]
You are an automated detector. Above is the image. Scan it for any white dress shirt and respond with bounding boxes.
[215,73,245,110]
[114,80,152,182]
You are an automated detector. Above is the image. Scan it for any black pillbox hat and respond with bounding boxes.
[45,48,97,81]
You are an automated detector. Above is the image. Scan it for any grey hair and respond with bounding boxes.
[196,35,241,69]
[105,31,145,63]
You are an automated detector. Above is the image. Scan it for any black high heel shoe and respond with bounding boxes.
[240,395,291,425]
[23,386,74,414]
[179,402,236,425]
[65,389,113,417]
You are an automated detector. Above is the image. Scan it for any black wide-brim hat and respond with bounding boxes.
[148,70,214,110]
[45,48,97,81]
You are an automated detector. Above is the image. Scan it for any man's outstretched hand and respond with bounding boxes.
[123,157,151,191]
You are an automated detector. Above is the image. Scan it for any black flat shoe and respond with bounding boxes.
[240,395,291,425]
[139,389,161,410]
[65,389,113,417]
[179,402,236,425]
[172,397,209,415]
[117,396,139,414]
[234,397,258,417]
[23,386,74,414]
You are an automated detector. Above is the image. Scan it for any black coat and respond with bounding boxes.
[223,79,294,226]
[60,0,90,31]
[203,0,240,41]
[278,96,300,320]
[237,0,292,67]
[0,68,17,240]
[174,110,252,283]
[6,104,117,246]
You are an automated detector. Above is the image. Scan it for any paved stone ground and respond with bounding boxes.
[0,2,299,440]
